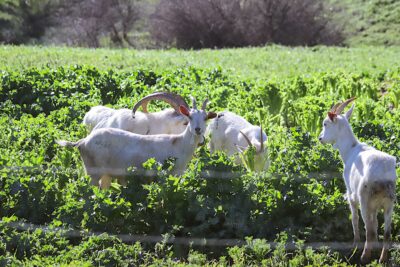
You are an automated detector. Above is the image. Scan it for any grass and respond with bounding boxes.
[330,0,400,46]
[1,45,400,80]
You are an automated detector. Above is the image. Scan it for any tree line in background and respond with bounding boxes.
[0,0,140,47]
[0,0,343,49]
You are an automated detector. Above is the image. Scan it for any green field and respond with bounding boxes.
[2,45,400,79]
[1,45,400,266]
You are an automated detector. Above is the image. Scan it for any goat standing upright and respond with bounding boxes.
[59,97,216,189]
[318,97,396,264]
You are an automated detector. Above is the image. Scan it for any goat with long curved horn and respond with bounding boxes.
[132,92,189,118]
[83,92,191,135]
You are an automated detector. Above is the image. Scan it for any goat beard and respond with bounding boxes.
[198,135,205,147]
[189,134,205,146]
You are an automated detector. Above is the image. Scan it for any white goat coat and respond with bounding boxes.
[207,111,266,156]
[342,143,396,204]
[83,106,115,130]
[319,107,396,264]
[62,126,202,180]
[83,106,187,134]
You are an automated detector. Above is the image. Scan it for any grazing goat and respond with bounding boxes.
[318,97,396,264]
[82,106,115,131]
[58,98,217,189]
[207,111,268,171]
[82,92,189,134]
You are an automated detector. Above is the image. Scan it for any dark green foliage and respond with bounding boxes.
[0,0,58,44]
[1,65,400,265]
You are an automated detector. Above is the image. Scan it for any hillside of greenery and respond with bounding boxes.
[1,46,400,265]
[331,0,400,46]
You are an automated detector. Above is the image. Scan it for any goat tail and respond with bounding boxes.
[56,140,81,147]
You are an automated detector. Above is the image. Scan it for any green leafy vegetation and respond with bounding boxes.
[1,46,400,265]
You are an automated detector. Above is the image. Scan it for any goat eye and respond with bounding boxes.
[323,123,327,127]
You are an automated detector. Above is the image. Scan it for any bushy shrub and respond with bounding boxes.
[151,0,343,49]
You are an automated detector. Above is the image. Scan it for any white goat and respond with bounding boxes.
[82,106,116,131]
[207,111,268,171]
[58,98,217,189]
[318,97,396,264]
[82,92,189,134]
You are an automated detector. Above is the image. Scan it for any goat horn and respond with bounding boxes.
[329,102,341,114]
[190,96,197,109]
[132,92,189,117]
[335,97,356,114]
[260,126,264,152]
[240,131,253,148]
[201,98,209,110]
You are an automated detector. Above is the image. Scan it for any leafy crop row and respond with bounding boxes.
[1,65,400,265]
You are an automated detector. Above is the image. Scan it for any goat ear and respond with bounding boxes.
[345,104,355,120]
[207,112,217,120]
[179,105,190,117]
[328,112,337,121]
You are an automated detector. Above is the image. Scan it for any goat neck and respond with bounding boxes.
[333,119,359,164]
